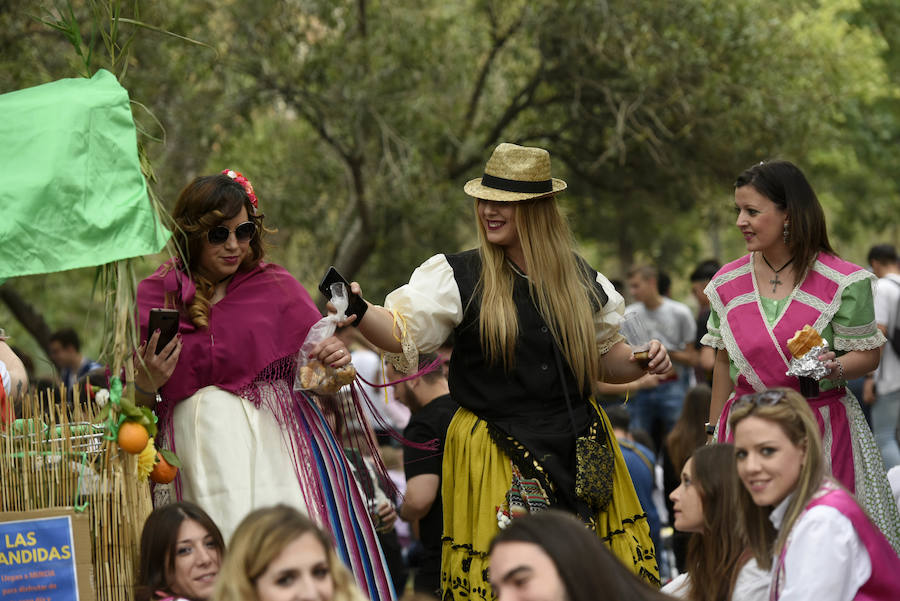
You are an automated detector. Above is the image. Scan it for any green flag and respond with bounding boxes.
[0,69,170,280]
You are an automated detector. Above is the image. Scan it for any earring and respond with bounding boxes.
[783,222,790,244]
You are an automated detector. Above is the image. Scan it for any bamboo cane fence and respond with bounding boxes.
[1,388,152,601]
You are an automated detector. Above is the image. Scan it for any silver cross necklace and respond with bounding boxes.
[761,254,794,293]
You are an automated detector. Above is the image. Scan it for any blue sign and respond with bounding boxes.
[0,515,79,601]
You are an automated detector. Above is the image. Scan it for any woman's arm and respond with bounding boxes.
[346,255,462,356]
[596,373,663,396]
[819,348,881,383]
[709,348,733,425]
[599,339,671,384]
[825,276,884,382]
[698,346,716,373]
[350,293,403,353]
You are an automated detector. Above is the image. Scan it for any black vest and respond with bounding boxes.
[444,249,609,514]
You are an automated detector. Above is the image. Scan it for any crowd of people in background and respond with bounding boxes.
[3,146,900,601]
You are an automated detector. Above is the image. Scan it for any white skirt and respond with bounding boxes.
[163,383,396,601]
[172,385,309,541]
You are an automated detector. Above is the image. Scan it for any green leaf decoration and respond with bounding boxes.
[158,448,182,468]
[137,406,158,437]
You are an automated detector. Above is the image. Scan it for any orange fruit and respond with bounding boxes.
[117,421,149,454]
[150,452,178,484]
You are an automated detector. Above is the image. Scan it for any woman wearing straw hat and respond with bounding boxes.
[346,143,670,599]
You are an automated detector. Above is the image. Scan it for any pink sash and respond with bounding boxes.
[709,253,862,491]
[772,482,900,601]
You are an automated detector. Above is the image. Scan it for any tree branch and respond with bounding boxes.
[0,283,53,356]
[460,10,525,136]
[448,61,547,180]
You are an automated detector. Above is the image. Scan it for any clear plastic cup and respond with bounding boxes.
[620,312,652,369]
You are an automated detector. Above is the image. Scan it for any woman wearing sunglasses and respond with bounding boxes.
[702,159,900,549]
[664,443,768,601]
[730,389,900,601]
[133,171,394,601]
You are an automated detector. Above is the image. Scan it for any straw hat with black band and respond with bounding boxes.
[464,143,567,202]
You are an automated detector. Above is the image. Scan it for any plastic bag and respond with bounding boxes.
[294,282,357,394]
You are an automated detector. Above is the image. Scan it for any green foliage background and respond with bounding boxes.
[2,0,899,377]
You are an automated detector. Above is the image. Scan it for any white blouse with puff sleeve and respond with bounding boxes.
[383,253,625,372]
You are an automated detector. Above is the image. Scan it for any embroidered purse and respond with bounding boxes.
[575,427,615,512]
[553,345,615,512]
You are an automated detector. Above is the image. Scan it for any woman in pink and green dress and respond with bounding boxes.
[702,159,900,550]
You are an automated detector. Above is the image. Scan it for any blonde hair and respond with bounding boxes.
[212,505,366,601]
[475,197,603,395]
[728,388,824,569]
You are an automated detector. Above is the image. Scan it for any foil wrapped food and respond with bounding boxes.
[786,343,830,380]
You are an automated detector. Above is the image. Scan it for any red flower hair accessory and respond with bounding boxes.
[222,169,258,215]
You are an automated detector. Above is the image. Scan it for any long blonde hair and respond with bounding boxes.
[475,197,603,395]
[212,505,366,601]
[728,388,824,569]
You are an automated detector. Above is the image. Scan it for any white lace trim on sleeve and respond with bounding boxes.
[594,271,625,355]
[383,254,463,373]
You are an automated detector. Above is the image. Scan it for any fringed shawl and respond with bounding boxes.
[137,259,321,402]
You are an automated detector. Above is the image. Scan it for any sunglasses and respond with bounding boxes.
[733,390,787,410]
[206,221,256,245]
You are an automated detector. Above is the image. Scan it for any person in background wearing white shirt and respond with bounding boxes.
[731,388,900,601]
[626,264,697,452]
[866,244,900,468]
[663,443,768,601]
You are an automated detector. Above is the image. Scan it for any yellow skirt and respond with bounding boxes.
[440,406,659,600]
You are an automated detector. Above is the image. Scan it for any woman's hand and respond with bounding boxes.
[329,281,367,328]
[635,372,663,390]
[646,339,672,375]
[375,501,397,533]
[134,330,182,392]
[818,348,879,382]
[311,335,352,368]
[818,350,840,379]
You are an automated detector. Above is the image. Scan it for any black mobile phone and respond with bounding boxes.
[318,266,368,325]
[148,308,179,354]
[318,266,352,300]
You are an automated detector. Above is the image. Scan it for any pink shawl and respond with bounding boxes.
[137,259,321,402]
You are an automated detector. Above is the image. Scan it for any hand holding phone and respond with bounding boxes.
[318,266,368,326]
[147,308,180,354]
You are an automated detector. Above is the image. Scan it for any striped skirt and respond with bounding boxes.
[167,384,395,601]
